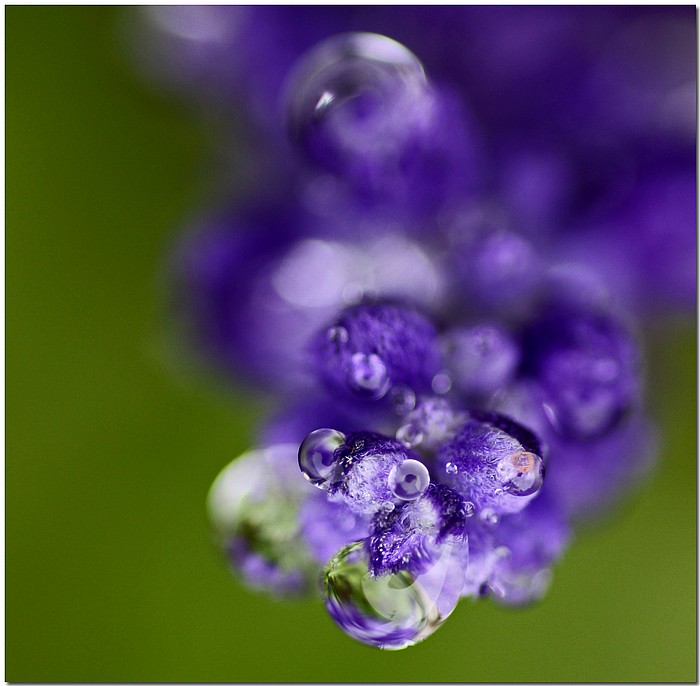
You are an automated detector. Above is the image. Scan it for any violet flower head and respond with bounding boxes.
[133,10,690,651]
[436,412,545,519]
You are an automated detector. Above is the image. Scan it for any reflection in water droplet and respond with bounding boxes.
[286,32,427,168]
[480,508,499,525]
[323,541,463,650]
[396,423,424,448]
[391,384,417,416]
[388,459,430,501]
[327,325,349,345]
[431,371,452,395]
[298,428,347,489]
[463,501,475,517]
[347,352,390,399]
[499,451,544,497]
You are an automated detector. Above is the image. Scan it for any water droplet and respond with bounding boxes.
[322,541,463,650]
[500,451,544,497]
[396,423,423,448]
[445,462,458,476]
[298,428,347,489]
[391,384,416,416]
[388,459,430,501]
[431,371,452,395]
[381,501,396,512]
[347,352,391,399]
[480,508,499,525]
[327,325,349,346]
[286,33,428,170]
[463,501,475,517]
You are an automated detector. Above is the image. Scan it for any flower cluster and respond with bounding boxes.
[130,7,694,650]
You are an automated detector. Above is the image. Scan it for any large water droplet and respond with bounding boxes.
[347,352,390,399]
[286,33,427,170]
[498,451,544,497]
[298,428,347,489]
[322,541,463,650]
[388,459,430,501]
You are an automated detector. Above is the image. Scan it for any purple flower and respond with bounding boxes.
[519,304,641,440]
[298,490,371,565]
[313,301,442,403]
[366,483,468,576]
[441,325,520,400]
[436,412,545,518]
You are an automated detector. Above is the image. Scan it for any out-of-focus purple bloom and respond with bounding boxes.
[555,168,696,316]
[485,491,571,606]
[298,490,371,565]
[544,412,658,519]
[519,304,641,441]
[441,325,520,401]
[448,223,543,316]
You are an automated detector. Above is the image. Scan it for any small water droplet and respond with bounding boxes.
[431,371,452,395]
[493,545,511,560]
[463,501,475,517]
[347,352,391,399]
[396,423,423,448]
[480,508,499,525]
[388,459,430,501]
[391,384,416,416]
[382,501,396,512]
[327,325,349,345]
[298,428,346,489]
[445,462,458,476]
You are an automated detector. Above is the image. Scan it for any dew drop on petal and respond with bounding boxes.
[463,501,475,517]
[480,508,499,525]
[396,423,424,448]
[388,459,430,501]
[286,33,428,166]
[391,384,417,416]
[322,541,463,650]
[327,325,349,346]
[445,462,458,476]
[347,352,391,399]
[298,428,347,489]
[499,451,544,497]
[431,371,452,395]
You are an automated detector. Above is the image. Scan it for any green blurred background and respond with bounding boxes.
[6,7,696,682]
